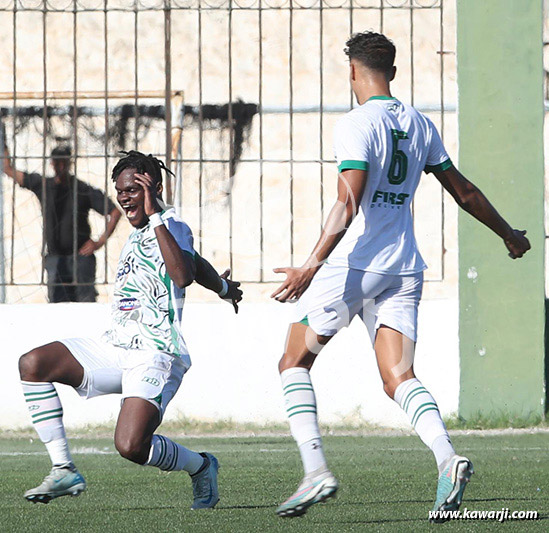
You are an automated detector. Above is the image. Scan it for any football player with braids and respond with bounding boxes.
[18,150,242,508]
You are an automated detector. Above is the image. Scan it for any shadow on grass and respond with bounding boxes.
[320,517,427,525]
[218,504,275,510]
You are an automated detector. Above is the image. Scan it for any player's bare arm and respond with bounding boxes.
[194,257,243,313]
[79,207,122,256]
[272,168,367,302]
[133,171,196,287]
[434,165,531,259]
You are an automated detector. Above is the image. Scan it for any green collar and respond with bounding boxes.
[367,95,396,101]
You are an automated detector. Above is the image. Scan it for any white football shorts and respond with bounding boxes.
[293,263,423,342]
[60,337,187,419]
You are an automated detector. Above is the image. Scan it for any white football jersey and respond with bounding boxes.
[328,96,451,274]
[103,208,194,367]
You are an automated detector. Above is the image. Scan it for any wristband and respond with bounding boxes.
[218,278,229,297]
[149,212,164,229]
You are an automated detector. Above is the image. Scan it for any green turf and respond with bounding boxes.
[0,433,546,532]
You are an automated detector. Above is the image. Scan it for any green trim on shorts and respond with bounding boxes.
[152,393,163,405]
[299,316,309,326]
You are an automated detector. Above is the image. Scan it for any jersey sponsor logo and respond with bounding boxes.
[371,189,410,207]
[118,297,141,311]
[28,405,40,411]
[142,376,160,387]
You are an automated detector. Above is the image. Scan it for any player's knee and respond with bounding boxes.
[278,354,291,373]
[382,378,398,400]
[19,350,46,382]
[114,435,148,465]
[279,353,309,373]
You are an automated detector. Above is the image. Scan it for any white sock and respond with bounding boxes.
[146,435,205,474]
[394,378,455,473]
[281,367,327,476]
[21,381,73,466]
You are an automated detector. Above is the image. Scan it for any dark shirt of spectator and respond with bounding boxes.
[22,172,116,255]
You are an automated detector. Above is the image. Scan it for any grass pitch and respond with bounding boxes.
[0,432,546,532]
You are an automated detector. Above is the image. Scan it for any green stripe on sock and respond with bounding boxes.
[24,389,55,397]
[168,440,177,470]
[286,403,317,412]
[31,407,62,419]
[171,443,178,471]
[283,382,312,391]
[33,413,63,424]
[411,404,439,426]
[402,387,427,413]
[26,393,57,403]
[284,387,314,396]
[158,436,167,466]
[287,409,317,418]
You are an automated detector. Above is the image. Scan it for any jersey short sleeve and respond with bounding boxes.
[333,115,372,173]
[165,216,195,257]
[424,119,453,173]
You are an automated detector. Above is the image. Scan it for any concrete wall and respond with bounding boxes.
[457,0,546,418]
[1,299,457,429]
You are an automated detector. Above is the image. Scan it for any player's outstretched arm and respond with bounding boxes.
[194,256,243,313]
[272,168,367,302]
[134,172,196,287]
[433,165,531,259]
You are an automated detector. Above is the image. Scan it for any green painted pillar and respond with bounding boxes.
[457,0,545,420]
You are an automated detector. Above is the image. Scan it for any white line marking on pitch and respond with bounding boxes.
[1,446,544,457]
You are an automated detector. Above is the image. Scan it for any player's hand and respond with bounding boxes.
[78,239,101,256]
[271,266,315,303]
[134,172,162,216]
[220,268,243,314]
[504,229,530,259]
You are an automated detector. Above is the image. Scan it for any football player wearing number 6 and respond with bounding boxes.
[272,31,530,520]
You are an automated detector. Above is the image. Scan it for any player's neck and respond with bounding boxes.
[355,85,392,106]
[353,77,392,106]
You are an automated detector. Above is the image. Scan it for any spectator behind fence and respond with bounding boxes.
[2,145,121,302]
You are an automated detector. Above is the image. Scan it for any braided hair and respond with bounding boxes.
[111,150,174,185]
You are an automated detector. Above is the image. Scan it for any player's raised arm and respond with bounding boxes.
[194,257,243,313]
[133,172,196,288]
[271,168,367,302]
[433,165,531,259]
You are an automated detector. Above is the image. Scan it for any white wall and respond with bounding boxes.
[1,299,458,430]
